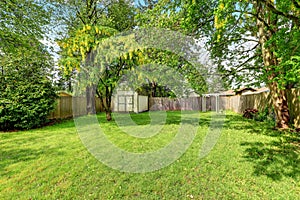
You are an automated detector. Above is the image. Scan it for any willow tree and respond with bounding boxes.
[57,0,135,118]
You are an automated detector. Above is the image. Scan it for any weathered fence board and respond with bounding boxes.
[49,89,299,127]
[149,97,202,111]
[48,96,105,119]
[148,89,299,127]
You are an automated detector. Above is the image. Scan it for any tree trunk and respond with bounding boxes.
[86,85,96,115]
[96,86,113,121]
[105,85,113,121]
[256,1,290,129]
[268,83,290,129]
[106,111,112,121]
[151,81,157,97]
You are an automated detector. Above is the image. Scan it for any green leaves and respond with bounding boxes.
[0,0,57,130]
[0,0,51,54]
[0,57,57,130]
[176,0,300,89]
[276,56,300,89]
[58,24,118,75]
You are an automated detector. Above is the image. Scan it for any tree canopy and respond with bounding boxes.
[138,0,300,129]
[0,0,57,130]
[56,0,137,120]
[2,0,297,128]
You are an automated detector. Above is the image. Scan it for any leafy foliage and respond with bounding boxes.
[0,47,57,130]
[57,0,137,119]
[143,0,300,128]
[0,0,57,130]
[129,48,208,97]
[0,0,51,56]
[58,24,118,75]
[254,107,275,124]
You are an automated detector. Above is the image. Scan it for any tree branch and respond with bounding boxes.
[292,0,300,9]
[234,54,260,72]
[234,10,276,34]
[76,7,85,24]
[221,53,261,77]
[238,43,259,54]
[262,0,300,25]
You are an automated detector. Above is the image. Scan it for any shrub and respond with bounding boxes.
[0,70,57,130]
[243,107,276,126]
[253,107,275,122]
[243,108,258,119]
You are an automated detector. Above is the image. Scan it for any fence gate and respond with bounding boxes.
[117,95,134,112]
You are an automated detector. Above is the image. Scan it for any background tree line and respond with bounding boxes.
[1,0,299,129]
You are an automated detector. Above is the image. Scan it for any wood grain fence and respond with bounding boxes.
[148,89,300,128]
[48,96,105,119]
[149,97,202,111]
[49,89,300,127]
[225,89,299,127]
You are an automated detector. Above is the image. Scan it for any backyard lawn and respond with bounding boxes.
[1,111,299,199]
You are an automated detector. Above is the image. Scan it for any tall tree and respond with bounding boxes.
[135,1,209,96]
[56,0,112,114]
[0,0,57,130]
[57,0,136,119]
[58,23,118,115]
[0,0,51,54]
[136,0,300,128]
[175,0,300,129]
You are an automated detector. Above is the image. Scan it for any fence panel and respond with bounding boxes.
[225,90,299,128]
[149,97,201,111]
[49,96,104,119]
[49,90,299,127]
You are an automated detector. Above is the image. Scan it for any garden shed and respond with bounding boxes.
[113,90,148,113]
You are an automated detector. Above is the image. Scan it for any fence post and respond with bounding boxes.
[202,96,206,112]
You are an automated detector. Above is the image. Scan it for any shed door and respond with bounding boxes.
[118,95,133,112]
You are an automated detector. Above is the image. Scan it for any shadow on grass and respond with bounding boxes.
[0,147,61,175]
[0,130,70,175]
[96,111,212,127]
[225,113,300,181]
[241,140,300,181]
[223,114,275,135]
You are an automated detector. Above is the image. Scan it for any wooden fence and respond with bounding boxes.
[223,89,299,127]
[148,89,300,128]
[48,96,105,119]
[149,97,202,111]
[49,89,300,127]
[149,96,233,112]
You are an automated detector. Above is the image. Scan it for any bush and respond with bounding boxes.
[0,72,57,130]
[253,107,274,122]
[243,108,258,119]
[243,107,276,126]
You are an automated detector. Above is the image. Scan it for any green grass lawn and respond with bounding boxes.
[1,111,300,199]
